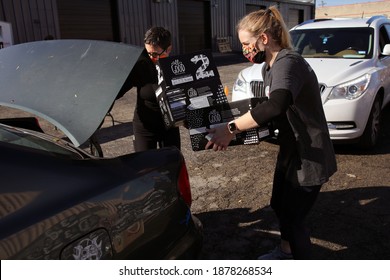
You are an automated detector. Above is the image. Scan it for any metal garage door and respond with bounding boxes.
[57,0,119,41]
[286,8,304,29]
[177,0,211,54]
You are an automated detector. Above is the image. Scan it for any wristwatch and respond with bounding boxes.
[227,121,239,134]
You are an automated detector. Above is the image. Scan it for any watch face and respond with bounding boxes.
[228,121,237,133]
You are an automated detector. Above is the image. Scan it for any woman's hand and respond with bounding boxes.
[205,123,235,151]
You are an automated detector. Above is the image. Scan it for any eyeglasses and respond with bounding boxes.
[147,49,166,58]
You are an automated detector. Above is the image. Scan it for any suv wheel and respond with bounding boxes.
[359,94,382,149]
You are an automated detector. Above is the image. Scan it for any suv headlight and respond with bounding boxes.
[233,75,248,93]
[329,74,371,100]
[232,72,254,101]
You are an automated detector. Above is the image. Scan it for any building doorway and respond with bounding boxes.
[178,0,211,54]
[57,0,119,41]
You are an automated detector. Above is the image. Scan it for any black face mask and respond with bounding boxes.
[253,50,266,64]
[243,44,266,64]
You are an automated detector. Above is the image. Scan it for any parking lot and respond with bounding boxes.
[93,53,390,260]
[2,52,389,260]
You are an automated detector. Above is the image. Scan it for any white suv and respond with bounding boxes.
[232,16,390,148]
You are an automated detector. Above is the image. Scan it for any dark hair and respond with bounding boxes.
[144,27,172,50]
[236,6,292,49]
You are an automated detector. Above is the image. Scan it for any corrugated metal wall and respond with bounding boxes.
[210,0,273,51]
[210,0,313,51]
[117,0,179,54]
[117,0,150,46]
[278,1,313,28]
[0,0,60,43]
[0,0,181,52]
[0,0,313,53]
[57,0,117,41]
[210,0,230,51]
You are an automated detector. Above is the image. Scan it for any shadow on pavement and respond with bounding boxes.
[196,185,390,260]
[95,121,133,144]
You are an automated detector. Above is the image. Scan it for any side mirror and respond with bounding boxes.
[382,44,390,56]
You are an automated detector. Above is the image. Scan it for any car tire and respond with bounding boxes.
[359,94,382,149]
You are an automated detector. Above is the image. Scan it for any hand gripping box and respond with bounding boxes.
[155,49,228,129]
[186,97,274,151]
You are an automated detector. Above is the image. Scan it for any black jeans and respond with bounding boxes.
[271,165,322,260]
[133,121,181,152]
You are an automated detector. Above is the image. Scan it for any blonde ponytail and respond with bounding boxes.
[236,6,292,49]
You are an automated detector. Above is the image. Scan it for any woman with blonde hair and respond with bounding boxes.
[206,6,337,259]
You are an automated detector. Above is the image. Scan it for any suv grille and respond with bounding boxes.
[319,83,326,95]
[250,81,265,97]
[251,81,326,96]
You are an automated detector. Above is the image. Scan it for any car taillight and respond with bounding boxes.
[178,160,192,207]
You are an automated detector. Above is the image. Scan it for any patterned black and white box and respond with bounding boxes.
[186,97,274,151]
[155,49,228,128]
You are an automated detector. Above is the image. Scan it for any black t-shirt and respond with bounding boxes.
[250,49,337,186]
[119,49,166,131]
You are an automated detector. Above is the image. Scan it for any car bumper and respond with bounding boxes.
[323,91,374,140]
[164,214,203,260]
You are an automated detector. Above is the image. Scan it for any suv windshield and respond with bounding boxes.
[291,27,374,59]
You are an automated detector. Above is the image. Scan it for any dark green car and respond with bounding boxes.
[0,40,202,260]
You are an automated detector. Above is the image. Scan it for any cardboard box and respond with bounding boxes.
[155,50,228,128]
[186,98,274,151]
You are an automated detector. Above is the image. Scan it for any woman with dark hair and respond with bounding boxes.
[119,26,180,152]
